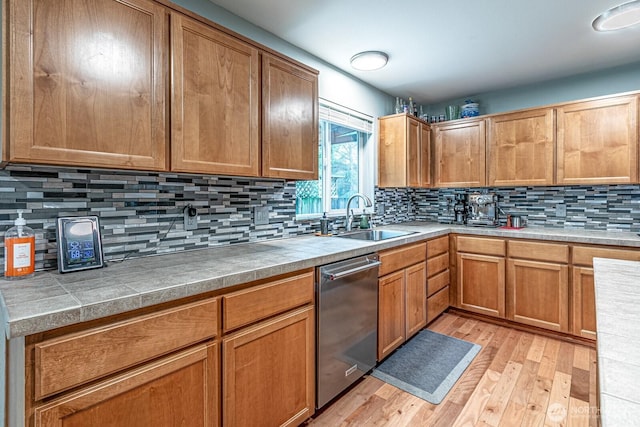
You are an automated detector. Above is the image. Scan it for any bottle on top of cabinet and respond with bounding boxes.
[4,210,35,279]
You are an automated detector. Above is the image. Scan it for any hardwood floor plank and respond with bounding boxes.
[520,375,553,427]
[573,345,591,371]
[453,318,479,338]
[488,329,521,373]
[526,335,547,363]
[567,397,590,427]
[555,342,575,375]
[538,339,560,380]
[340,394,388,426]
[569,367,590,402]
[309,376,385,426]
[378,390,425,426]
[452,369,501,426]
[588,349,599,427]
[511,332,535,364]
[478,361,523,426]
[498,359,539,427]
[544,371,571,426]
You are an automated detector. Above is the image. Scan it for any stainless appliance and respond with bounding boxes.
[316,254,380,409]
[467,192,499,227]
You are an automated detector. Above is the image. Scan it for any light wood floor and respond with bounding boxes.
[308,312,598,426]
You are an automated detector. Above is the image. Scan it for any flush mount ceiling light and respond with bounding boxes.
[593,0,640,31]
[350,51,389,71]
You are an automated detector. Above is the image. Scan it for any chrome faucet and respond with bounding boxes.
[345,193,373,231]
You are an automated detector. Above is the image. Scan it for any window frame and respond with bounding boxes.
[295,100,375,220]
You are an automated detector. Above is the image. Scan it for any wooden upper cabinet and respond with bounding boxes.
[8,0,168,170]
[170,12,260,176]
[557,95,638,185]
[262,54,319,180]
[378,114,430,188]
[487,108,555,186]
[433,119,486,187]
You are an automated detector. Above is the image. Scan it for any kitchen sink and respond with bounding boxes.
[334,229,417,241]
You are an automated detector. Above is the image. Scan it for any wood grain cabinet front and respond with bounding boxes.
[426,236,450,323]
[433,119,486,187]
[222,306,315,427]
[377,242,427,360]
[8,0,168,171]
[557,94,638,185]
[378,113,431,188]
[34,343,219,427]
[262,54,319,180]
[455,236,506,318]
[170,12,260,176]
[487,108,555,186]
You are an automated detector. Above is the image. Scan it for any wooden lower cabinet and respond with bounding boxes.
[378,270,406,360]
[222,306,315,427]
[572,266,597,340]
[457,252,505,318]
[34,343,218,427]
[507,259,569,332]
[427,286,450,324]
[405,262,428,338]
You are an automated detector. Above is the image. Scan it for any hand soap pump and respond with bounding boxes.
[319,212,331,235]
[4,210,35,279]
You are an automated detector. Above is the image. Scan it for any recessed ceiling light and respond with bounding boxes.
[593,0,640,31]
[350,51,388,71]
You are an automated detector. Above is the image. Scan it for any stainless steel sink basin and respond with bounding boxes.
[334,229,416,241]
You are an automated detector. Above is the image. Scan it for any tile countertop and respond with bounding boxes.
[2,221,640,339]
[593,258,640,426]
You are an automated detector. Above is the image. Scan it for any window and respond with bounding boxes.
[296,101,374,217]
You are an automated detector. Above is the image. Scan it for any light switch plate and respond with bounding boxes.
[254,206,269,225]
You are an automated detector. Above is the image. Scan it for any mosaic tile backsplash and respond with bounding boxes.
[1,164,639,272]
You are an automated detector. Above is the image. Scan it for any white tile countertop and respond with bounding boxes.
[593,258,640,426]
[2,221,640,339]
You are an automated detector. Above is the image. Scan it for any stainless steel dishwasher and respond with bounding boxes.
[316,253,380,409]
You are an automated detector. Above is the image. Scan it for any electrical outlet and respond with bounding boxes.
[254,206,269,225]
[376,203,386,215]
[184,208,198,230]
[556,203,567,218]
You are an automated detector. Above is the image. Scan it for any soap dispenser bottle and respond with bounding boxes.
[4,210,35,279]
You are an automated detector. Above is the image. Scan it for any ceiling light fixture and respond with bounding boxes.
[593,0,640,31]
[350,51,388,71]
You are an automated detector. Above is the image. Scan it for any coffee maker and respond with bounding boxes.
[466,192,499,227]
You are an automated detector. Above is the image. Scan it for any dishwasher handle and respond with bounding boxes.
[324,260,381,281]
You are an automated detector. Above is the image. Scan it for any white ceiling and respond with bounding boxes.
[207,0,640,104]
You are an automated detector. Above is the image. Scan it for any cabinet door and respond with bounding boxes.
[557,95,638,185]
[457,253,505,318]
[433,119,486,187]
[378,270,406,360]
[572,266,597,340]
[405,262,427,339]
[223,306,314,427]
[34,343,218,427]
[419,122,432,187]
[171,13,260,176]
[407,118,421,187]
[262,54,319,180]
[488,108,555,186]
[378,114,407,187]
[507,259,569,332]
[9,0,168,170]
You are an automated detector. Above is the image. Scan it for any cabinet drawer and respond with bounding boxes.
[457,236,505,256]
[508,240,569,263]
[379,242,427,276]
[427,236,449,258]
[427,252,449,277]
[428,269,450,297]
[223,270,314,332]
[35,298,218,399]
[573,245,640,266]
[427,286,449,323]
